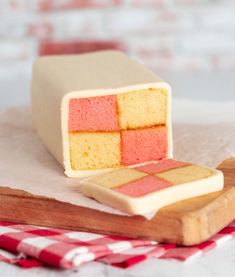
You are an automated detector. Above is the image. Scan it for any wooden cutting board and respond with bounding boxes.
[0,158,235,246]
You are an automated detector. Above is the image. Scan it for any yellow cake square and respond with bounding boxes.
[156,165,215,185]
[69,132,120,170]
[89,168,147,189]
[117,88,168,129]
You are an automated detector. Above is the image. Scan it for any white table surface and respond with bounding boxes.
[1,73,235,276]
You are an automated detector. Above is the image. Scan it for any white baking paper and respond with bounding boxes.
[0,102,234,219]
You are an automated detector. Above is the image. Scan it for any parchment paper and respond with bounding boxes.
[0,103,234,219]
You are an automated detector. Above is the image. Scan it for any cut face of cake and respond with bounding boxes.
[80,159,224,215]
[69,90,168,171]
[32,51,172,177]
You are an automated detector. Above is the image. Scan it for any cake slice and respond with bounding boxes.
[80,159,224,215]
[32,51,172,177]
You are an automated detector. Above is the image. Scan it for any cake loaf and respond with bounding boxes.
[81,159,224,215]
[32,51,172,177]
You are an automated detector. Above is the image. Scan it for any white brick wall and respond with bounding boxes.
[0,0,235,80]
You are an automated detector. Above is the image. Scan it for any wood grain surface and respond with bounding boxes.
[0,158,234,246]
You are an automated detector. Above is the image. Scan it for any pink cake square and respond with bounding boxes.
[69,95,119,132]
[114,175,172,197]
[121,127,168,166]
[136,159,190,174]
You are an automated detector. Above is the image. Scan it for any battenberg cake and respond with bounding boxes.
[32,51,172,177]
[80,159,224,215]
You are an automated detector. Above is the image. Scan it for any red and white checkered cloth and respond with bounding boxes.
[0,221,235,269]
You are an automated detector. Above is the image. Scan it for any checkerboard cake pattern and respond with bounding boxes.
[69,88,168,170]
[81,159,224,215]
